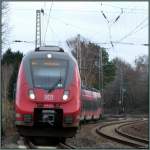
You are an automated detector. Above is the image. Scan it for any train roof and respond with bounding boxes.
[23,45,77,63]
[35,45,64,52]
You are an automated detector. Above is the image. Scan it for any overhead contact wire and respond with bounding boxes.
[118,17,148,42]
[44,0,53,44]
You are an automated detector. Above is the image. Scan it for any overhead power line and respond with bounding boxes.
[101,11,109,23]
[101,3,148,11]
[128,24,148,36]
[93,41,149,47]
[50,16,102,38]
[14,8,148,15]
[13,40,34,43]
[113,8,123,23]
[44,0,53,44]
[12,40,149,47]
[49,24,62,42]
[118,17,148,42]
[100,3,125,49]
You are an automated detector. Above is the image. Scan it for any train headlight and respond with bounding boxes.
[62,91,69,101]
[29,89,35,100]
[47,54,52,58]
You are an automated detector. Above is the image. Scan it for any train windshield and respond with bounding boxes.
[31,59,67,90]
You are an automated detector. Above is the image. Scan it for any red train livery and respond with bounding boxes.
[15,46,103,139]
[81,88,103,121]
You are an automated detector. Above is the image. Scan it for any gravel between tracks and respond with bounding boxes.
[66,118,149,148]
[66,121,132,148]
[120,120,148,140]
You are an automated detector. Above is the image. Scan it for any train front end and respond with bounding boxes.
[15,46,81,138]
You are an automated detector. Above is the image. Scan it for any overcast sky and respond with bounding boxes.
[3,1,148,65]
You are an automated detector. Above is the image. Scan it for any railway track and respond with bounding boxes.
[58,143,76,149]
[115,120,149,144]
[16,117,148,149]
[19,137,76,149]
[96,119,148,148]
[16,116,125,149]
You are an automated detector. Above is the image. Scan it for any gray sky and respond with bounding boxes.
[3,1,148,65]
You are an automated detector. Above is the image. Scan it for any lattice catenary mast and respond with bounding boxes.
[35,10,41,49]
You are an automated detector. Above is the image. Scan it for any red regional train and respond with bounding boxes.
[15,46,103,140]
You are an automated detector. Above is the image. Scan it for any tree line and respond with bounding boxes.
[104,56,148,114]
[67,36,116,90]
[2,49,23,101]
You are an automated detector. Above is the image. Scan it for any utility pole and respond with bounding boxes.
[35,10,41,49]
[100,49,103,93]
[0,1,2,58]
[121,66,125,114]
[76,35,79,68]
[77,34,82,74]
[99,49,104,105]
[0,1,2,147]
[99,49,101,91]
[119,63,124,114]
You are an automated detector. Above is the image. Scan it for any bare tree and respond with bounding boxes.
[67,35,115,90]
[104,56,148,114]
[2,1,9,45]
[2,64,14,135]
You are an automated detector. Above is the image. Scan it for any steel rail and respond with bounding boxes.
[23,137,76,149]
[58,142,76,149]
[96,119,148,148]
[115,120,149,144]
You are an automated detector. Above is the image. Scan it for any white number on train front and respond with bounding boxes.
[44,94,54,100]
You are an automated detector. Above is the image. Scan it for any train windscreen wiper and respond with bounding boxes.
[47,72,62,93]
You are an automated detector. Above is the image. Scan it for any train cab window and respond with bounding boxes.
[31,59,68,90]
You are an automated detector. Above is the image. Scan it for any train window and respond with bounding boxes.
[31,59,68,90]
[87,101,91,111]
[93,102,96,111]
[83,100,86,110]
[84,100,87,110]
[96,101,99,110]
[87,101,89,110]
[84,100,88,110]
[86,101,88,110]
[91,101,93,110]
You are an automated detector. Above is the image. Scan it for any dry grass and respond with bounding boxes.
[2,100,17,137]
